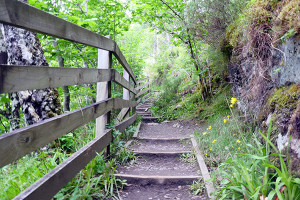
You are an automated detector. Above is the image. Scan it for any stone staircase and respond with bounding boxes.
[115,98,210,200]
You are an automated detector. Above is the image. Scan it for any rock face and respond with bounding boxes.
[272,37,300,86]
[228,36,300,176]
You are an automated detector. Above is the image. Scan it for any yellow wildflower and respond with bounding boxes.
[203,132,207,135]
[230,105,233,108]
[205,153,208,156]
[238,147,241,150]
[231,97,237,105]
[208,126,212,130]
[236,140,241,143]
[209,148,212,151]
[224,119,227,123]
[227,115,230,118]
[212,139,216,143]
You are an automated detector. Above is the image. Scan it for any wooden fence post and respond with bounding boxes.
[123,69,130,118]
[96,36,112,156]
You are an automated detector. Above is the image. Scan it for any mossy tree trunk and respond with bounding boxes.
[0,0,61,130]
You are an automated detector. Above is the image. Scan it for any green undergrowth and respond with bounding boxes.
[194,110,254,169]
[0,119,139,200]
[151,80,231,122]
[193,98,300,199]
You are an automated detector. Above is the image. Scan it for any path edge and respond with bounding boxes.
[190,134,215,199]
[133,121,142,138]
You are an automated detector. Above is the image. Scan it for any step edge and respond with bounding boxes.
[132,151,192,155]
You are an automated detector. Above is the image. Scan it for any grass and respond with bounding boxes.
[0,120,138,200]
[194,109,254,169]
[193,98,300,199]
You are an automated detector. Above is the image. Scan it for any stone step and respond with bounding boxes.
[137,111,152,116]
[142,116,158,122]
[137,106,151,110]
[133,150,192,156]
[119,184,204,200]
[130,139,192,153]
[115,174,201,185]
[115,154,200,185]
[136,137,190,142]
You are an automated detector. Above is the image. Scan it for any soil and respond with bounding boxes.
[116,155,200,176]
[130,140,192,153]
[118,184,207,200]
[138,121,201,139]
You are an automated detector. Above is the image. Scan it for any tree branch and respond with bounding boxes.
[160,0,184,22]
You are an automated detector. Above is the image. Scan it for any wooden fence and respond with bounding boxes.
[0,0,151,199]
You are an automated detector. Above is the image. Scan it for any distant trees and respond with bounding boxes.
[132,0,248,98]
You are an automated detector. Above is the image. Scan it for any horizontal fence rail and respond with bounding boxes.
[16,114,137,200]
[0,65,137,94]
[0,98,137,168]
[0,0,136,83]
[0,1,153,199]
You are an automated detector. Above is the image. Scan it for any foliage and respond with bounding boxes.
[0,120,138,199]
[190,179,205,196]
[226,0,300,48]
[213,122,300,200]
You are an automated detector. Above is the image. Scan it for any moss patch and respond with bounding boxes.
[268,84,300,111]
[227,0,300,48]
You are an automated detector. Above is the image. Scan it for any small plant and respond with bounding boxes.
[214,121,300,200]
[190,179,205,195]
[180,153,196,164]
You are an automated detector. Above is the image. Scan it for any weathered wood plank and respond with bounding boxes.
[115,113,137,133]
[136,82,149,91]
[143,92,151,100]
[133,121,141,138]
[116,107,130,123]
[191,135,215,199]
[113,45,136,84]
[113,69,137,94]
[0,0,114,51]
[14,114,138,200]
[137,98,141,104]
[136,88,150,98]
[0,98,136,168]
[14,129,113,200]
[137,77,148,84]
[0,0,136,83]
[96,46,112,137]
[113,98,137,109]
[0,65,112,93]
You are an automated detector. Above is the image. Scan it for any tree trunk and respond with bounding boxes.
[52,40,70,112]
[0,0,61,128]
[0,24,21,131]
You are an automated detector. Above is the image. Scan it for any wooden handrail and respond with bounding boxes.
[137,77,148,84]
[14,114,137,200]
[0,98,137,168]
[136,88,150,98]
[0,65,137,94]
[0,1,152,198]
[136,81,149,91]
[0,0,136,83]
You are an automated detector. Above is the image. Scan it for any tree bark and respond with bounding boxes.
[0,24,21,131]
[0,0,61,128]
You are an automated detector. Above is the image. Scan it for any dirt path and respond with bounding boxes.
[115,99,208,200]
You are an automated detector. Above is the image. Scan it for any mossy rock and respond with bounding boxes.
[267,84,300,111]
